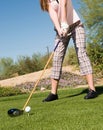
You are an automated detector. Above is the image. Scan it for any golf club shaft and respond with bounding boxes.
[22,41,60,110]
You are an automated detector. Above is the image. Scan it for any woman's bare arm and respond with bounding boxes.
[60,0,67,23]
[48,3,61,33]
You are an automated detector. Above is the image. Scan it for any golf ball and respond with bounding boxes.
[25,106,31,112]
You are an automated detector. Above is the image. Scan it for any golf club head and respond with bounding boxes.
[8,108,23,117]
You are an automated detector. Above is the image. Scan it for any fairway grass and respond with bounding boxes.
[0,86,103,130]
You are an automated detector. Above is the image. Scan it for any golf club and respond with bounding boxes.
[7,39,60,117]
[7,20,80,117]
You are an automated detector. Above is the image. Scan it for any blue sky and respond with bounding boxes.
[0,0,81,61]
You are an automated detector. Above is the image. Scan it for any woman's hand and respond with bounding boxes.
[57,28,67,38]
[58,22,69,38]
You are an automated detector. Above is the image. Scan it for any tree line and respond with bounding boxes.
[0,54,50,79]
[80,0,103,75]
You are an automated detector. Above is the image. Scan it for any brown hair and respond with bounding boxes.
[40,0,49,12]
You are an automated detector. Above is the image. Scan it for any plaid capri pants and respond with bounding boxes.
[51,25,93,80]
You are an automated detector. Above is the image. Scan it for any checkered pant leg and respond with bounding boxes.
[72,26,93,75]
[78,48,93,75]
[51,38,69,79]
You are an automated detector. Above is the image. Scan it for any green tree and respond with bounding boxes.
[80,0,103,75]
[0,53,50,79]
[0,58,18,79]
[17,54,44,75]
[80,0,103,36]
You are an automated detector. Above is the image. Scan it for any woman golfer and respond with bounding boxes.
[39,0,97,101]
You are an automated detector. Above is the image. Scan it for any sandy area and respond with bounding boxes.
[0,66,80,87]
[0,65,102,88]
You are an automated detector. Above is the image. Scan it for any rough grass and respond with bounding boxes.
[0,86,103,130]
[0,87,25,97]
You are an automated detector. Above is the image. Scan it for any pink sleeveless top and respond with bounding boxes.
[49,0,80,25]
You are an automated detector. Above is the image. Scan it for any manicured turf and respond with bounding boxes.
[0,87,103,130]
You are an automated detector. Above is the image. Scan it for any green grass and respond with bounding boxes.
[0,86,103,130]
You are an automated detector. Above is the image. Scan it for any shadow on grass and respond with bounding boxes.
[61,85,103,99]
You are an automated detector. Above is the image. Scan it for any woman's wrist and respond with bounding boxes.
[61,22,69,29]
[60,22,69,37]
